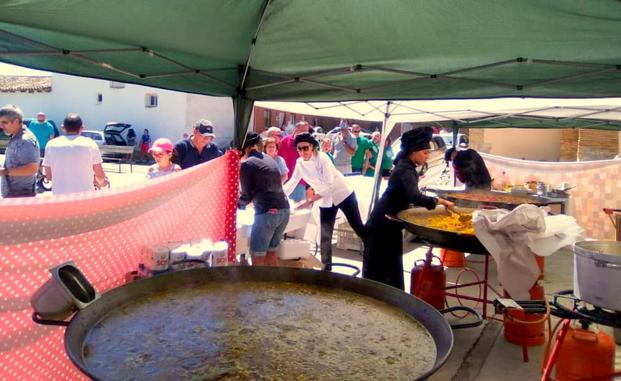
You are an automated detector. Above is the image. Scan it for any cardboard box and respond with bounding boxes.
[278,238,311,260]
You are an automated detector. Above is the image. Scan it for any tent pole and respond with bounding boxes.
[368,102,395,218]
[452,122,459,186]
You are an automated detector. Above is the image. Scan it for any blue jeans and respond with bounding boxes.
[250,208,290,256]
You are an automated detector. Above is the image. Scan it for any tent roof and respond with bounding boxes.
[256,98,621,130]
[1,1,621,102]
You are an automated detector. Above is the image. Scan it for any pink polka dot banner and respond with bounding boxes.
[0,151,240,380]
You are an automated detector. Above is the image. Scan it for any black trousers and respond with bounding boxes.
[319,192,365,270]
[363,217,405,290]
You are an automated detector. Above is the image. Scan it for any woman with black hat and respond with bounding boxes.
[239,132,290,266]
[363,127,455,290]
[283,133,365,270]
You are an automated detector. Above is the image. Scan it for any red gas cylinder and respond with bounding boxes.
[555,325,615,381]
[439,248,466,267]
[503,282,546,346]
[411,249,446,310]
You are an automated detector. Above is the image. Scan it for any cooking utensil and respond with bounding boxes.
[446,206,470,222]
[394,206,488,255]
[574,241,621,311]
[436,189,550,211]
[32,266,481,381]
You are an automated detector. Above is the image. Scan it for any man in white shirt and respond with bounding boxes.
[43,113,108,195]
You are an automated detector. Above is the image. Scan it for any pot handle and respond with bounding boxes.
[594,259,621,270]
[439,306,483,330]
[32,312,70,327]
[324,262,361,277]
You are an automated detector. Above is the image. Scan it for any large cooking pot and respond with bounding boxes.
[32,266,481,380]
[435,189,550,211]
[395,206,488,255]
[574,240,621,311]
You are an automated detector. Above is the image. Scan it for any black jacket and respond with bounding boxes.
[238,151,290,214]
[368,157,437,225]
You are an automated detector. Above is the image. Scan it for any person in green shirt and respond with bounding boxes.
[350,124,372,172]
[363,132,395,177]
[28,112,55,157]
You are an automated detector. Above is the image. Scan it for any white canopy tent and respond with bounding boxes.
[256,98,621,211]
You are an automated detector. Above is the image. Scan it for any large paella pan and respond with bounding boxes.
[32,265,481,381]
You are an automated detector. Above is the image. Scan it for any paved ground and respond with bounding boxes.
[4,159,620,380]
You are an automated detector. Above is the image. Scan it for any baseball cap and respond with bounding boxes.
[194,119,215,137]
[149,138,174,154]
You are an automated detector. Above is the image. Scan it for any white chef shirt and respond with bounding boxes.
[283,151,353,208]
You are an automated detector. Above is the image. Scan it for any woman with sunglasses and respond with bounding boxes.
[146,138,181,179]
[363,127,455,290]
[283,133,366,270]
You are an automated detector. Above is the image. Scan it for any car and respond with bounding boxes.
[81,130,105,147]
[435,132,469,148]
[103,123,136,146]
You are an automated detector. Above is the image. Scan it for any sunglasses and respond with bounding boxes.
[352,130,361,133]
[296,145,312,152]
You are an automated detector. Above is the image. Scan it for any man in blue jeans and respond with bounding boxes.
[238,132,290,266]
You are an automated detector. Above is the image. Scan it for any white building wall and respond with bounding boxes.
[480,128,561,161]
[185,94,234,147]
[1,73,234,145]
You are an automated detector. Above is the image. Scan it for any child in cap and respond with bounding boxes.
[146,138,181,179]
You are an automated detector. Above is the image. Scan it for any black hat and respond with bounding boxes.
[401,126,433,154]
[294,133,319,148]
[242,132,262,150]
[194,119,215,137]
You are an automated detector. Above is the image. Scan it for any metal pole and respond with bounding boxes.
[368,102,395,219]
[452,122,459,187]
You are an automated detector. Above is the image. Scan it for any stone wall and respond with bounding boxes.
[577,129,620,161]
[560,129,579,161]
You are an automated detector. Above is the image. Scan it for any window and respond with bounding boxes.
[109,81,125,89]
[145,94,158,108]
[263,109,271,128]
[96,93,103,103]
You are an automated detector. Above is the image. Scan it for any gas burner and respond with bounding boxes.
[550,290,621,329]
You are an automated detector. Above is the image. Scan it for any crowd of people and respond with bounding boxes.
[2,104,472,290]
[0,104,224,198]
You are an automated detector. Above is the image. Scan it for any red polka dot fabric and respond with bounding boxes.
[0,151,240,380]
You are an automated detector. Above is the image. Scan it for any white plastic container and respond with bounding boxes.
[142,245,171,272]
[277,239,311,260]
[211,241,229,267]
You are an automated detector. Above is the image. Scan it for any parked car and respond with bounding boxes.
[103,123,136,146]
[435,132,469,148]
[81,130,105,147]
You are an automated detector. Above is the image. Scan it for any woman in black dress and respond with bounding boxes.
[363,127,455,290]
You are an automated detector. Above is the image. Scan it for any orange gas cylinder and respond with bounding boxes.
[503,282,546,346]
[439,248,466,267]
[555,325,615,381]
[410,249,446,310]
